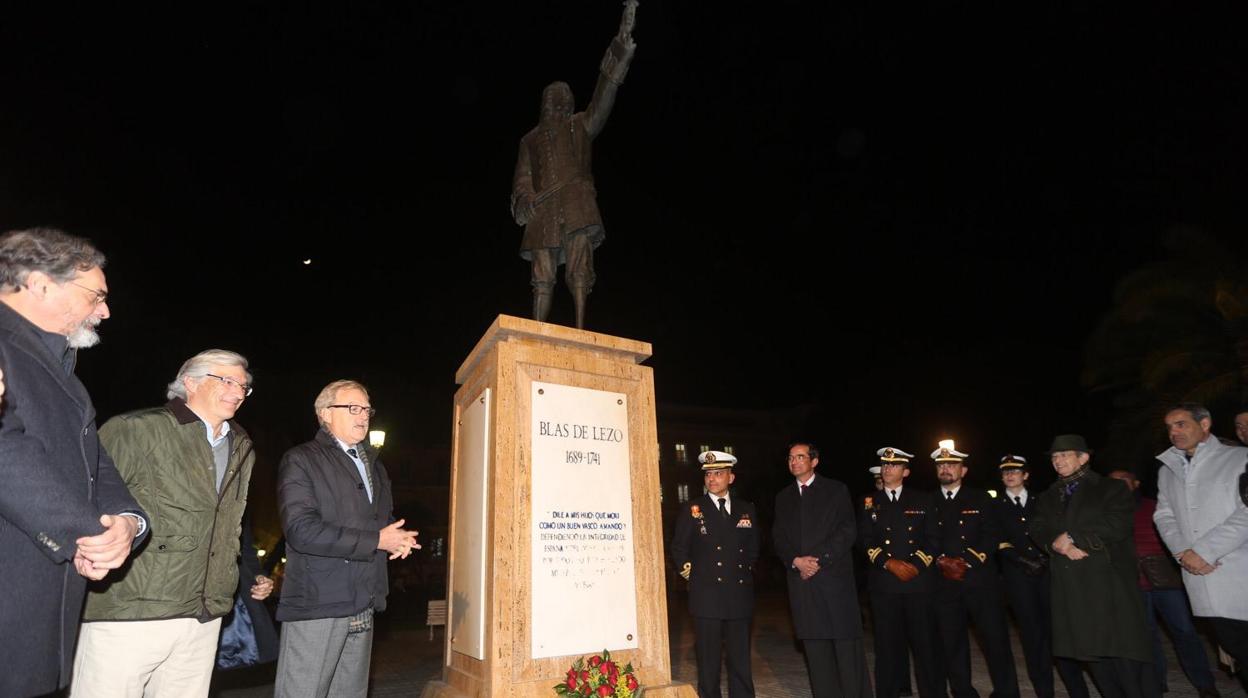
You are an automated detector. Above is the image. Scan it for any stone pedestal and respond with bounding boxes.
[422,315,694,698]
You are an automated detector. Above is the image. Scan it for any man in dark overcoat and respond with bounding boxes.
[858,447,940,698]
[774,441,871,698]
[0,227,146,697]
[670,450,760,698]
[1029,434,1156,698]
[930,440,1019,698]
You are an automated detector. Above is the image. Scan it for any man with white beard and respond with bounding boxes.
[0,227,146,697]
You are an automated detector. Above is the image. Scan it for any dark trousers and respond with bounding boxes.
[529,233,596,292]
[1002,567,1090,698]
[1086,657,1161,698]
[1055,659,1092,698]
[694,616,753,698]
[1143,589,1216,692]
[935,584,1020,698]
[1209,617,1248,690]
[803,637,872,698]
[870,590,940,698]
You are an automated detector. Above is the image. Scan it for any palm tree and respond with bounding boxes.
[1082,226,1248,477]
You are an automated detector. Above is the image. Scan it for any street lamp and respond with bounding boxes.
[369,430,386,449]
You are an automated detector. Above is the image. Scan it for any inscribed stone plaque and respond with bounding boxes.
[529,381,638,659]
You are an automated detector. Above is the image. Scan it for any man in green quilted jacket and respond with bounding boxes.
[73,349,257,698]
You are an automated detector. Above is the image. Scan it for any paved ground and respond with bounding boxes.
[211,590,1247,697]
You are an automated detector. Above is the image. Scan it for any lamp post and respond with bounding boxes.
[369,430,386,449]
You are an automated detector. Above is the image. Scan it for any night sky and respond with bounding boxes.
[3,4,1246,493]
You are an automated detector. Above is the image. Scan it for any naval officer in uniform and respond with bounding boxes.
[994,454,1090,698]
[931,440,1020,698]
[858,447,940,698]
[670,450,759,698]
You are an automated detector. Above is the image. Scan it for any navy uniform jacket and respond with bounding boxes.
[993,491,1046,570]
[858,488,939,594]
[933,486,1003,593]
[670,493,759,619]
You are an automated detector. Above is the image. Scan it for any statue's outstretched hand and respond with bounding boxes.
[618,0,639,49]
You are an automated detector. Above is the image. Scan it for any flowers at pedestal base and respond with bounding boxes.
[554,649,639,697]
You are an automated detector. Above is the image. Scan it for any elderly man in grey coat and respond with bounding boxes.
[1155,403,1248,674]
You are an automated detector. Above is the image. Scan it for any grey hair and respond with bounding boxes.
[0,228,106,292]
[314,379,369,424]
[166,349,251,400]
[1168,402,1212,424]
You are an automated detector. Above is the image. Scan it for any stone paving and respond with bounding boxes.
[211,590,1247,697]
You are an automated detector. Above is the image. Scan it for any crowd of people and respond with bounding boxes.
[6,226,1248,698]
[0,227,420,698]
[671,414,1248,698]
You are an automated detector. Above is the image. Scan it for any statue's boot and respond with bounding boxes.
[533,289,553,323]
[572,286,589,329]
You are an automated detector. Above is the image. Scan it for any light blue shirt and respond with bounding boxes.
[334,437,374,503]
[198,417,231,492]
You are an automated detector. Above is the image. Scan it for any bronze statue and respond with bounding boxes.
[511,1,638,329]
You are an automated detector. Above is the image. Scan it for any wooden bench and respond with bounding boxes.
[426,599,447,641]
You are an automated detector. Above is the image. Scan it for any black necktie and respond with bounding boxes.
[1014,495,1022,507]
[347,447,375,501]
[717,497,728,518]
[890,490,898,502]
[946,490,953,500]
[800,484,807,496]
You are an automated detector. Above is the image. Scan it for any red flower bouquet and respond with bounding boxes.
[554,649,640,697]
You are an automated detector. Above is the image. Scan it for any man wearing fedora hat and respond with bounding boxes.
[1030,434,1155,698]
[670,450,759,698]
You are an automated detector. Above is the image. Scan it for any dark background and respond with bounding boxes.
[3,3,1246,502]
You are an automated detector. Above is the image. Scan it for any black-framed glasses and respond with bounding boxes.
[329,404,376,417]
[69,281,108,306]
[205,373,253,397]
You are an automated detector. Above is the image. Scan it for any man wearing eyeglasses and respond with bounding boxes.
[0,227,148,698]
[773,441,871,698]
[274,380,419,698]
[73,349,256,697]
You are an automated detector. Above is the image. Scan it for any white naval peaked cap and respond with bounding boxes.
[699,450,737,470]
[931,439,969,462]
[876,447,915,463]
[999,454,1028,470]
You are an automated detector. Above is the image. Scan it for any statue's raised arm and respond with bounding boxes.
[585,0,638,137]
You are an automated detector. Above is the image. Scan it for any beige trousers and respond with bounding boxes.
[71,617,222,698]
